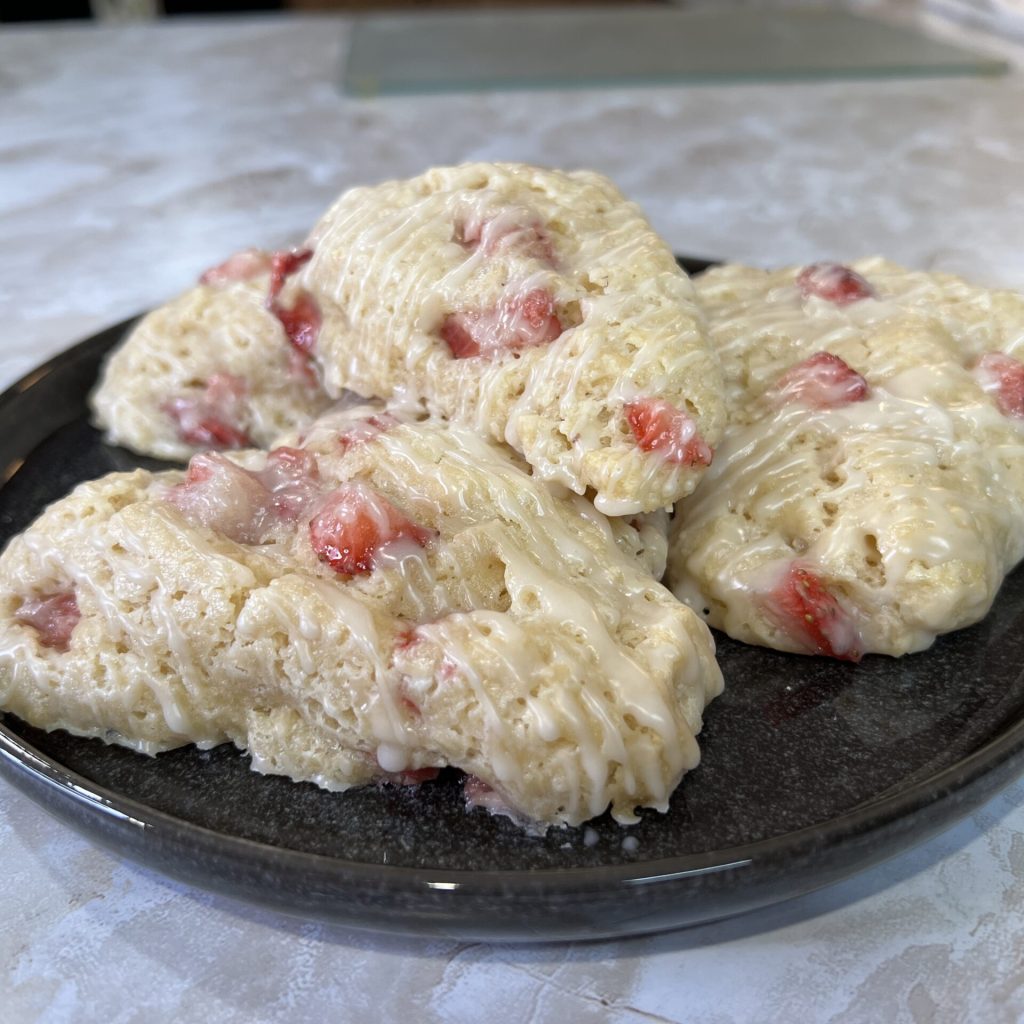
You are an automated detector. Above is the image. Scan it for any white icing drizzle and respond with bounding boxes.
[370,422,701,821]
[302,163,722,513]
[0,408,720,828]
[671,261,1024,656]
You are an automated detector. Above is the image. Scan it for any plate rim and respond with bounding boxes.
[2,272,1023,937]
[4,690,1023,892]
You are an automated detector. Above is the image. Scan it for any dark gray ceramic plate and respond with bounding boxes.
[2,258,1024,942]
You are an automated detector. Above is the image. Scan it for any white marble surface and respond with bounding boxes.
[3,10,1024,1023]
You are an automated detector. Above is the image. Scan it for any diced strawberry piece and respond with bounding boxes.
[258,446,321,519]
[265,248,319,356]
[16,591,80,652]
[309,483,435,576]
[975,352,1024,419]
[166,453,273,543]
[270,290,321,356]
[762,562,862,662]
[198,373,248,408]
[463,774,516,816]
[517,288,563,341]
[463,774,493,803]
[797,263,875,306]
[267,247,314,305]
[625,398,713,467]
[258,445,318,483]
[337,413,399,451]
[392,767,440,786]
[166,447,321,543]
[440,315,482,358]
[199,248,272,287]
[182,457,216,486]
[194,373,247,411]
[441,287,563,359]
[393,627,421,651]
[457,209,554,262]
[187,417,250,449]
[164,373,252,450]
[772,352,870,409]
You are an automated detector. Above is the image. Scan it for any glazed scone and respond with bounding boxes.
[0,407,722,828]
[299,162,725,515]
[668,258,1024,659]
[91,248,332,461]
[277,406,672,581]
[609,508,670,581]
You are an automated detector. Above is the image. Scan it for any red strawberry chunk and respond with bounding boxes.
[257,446,322,519]
[441,287,563,359]
[463,774,515,816]
[309,483,435,576]
[267,247,314,305]
[457,208,554,262]
[166,454,273,543]
[199,248,272,287]
[440,315,482,359]
[16,591,80,652]
[386,766,441,786]
[164,373,252,450]
[762,562,862,662]
[270,290,321,357]
[625,398,713,467]
[393,626,421,651]
[337,413,399,452]
[975,352,1024,419]
[262,247,320,358]
[772,352,870,409]
[197,417,249,450]
[797,263,875,306]
[166,447,321,543]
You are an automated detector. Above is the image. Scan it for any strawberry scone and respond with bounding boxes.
[0,407,722,829]
[91,248,331,461]
[298,162,725,515]
[279,404,673,581]
[668,258,1024,659]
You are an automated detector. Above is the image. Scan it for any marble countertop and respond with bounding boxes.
[3,8,1024,1022]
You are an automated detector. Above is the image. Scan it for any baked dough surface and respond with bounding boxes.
[0,408,722,828]
[303,162,725,515]
[91,257,332,461]
[668,259,1024,658]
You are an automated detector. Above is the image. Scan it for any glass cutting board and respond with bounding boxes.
[342,6,1006,96]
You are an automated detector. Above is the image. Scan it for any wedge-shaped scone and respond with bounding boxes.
[301,162,725,515]
[0,408,721,828]
[275,407,673,583]
[668,259,1024,659]
[91,248,332,461]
